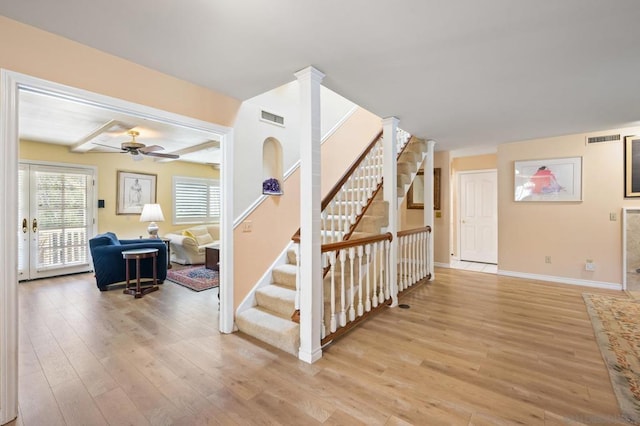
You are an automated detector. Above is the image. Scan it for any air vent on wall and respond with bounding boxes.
[261,110,285,126]
[586,134,620,144]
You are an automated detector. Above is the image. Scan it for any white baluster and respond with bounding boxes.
[357,245,364,317]
[378,241,385,304]
[329,251,337,333]
[294,243,300,311]
[348,247,356,322]
[365,244,372,312]
[372,242,379,308]
[384,239,390,300]
[339,249,347,327]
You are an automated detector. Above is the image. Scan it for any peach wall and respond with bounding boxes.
[233,107,382,310]
[450,154,498,257]
[399,151,451,265]
[20,140,218,238]
[498,128,640,285]
[0,16,240,127]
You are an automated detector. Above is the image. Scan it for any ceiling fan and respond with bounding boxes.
[93,130,179,160]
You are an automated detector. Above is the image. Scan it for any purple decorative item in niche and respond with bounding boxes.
[262,178,282,194]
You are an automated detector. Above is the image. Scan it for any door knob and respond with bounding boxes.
[32,218,38,233]
[22,218,27,233]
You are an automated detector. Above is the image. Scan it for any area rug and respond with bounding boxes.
[167,266,218,292]
[583,293,640,424]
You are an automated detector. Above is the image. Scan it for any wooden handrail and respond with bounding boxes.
[321,130,383,212]
[397,226,431,238]
[321,232,392,253]
[291,130,383,241]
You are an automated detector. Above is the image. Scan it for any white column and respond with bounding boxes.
[295,66,325,364]
[382,117,399,306]
[0,70,19,424]
[424,140,436,280]
[219,129,235,333]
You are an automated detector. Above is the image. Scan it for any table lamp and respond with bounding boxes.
[140,203,165,238]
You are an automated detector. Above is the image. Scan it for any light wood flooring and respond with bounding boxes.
[8,267,630,425]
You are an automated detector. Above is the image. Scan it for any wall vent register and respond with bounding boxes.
[260,110,285,126]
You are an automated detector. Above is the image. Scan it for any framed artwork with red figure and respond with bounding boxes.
[514,157,582,202]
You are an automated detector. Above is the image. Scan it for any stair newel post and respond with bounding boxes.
[295,66,325,364]
[384,239,391,300]
[348,247,356,322]
[382,117,399,306]
[329,251,337,333]
[357,245,364,317]
[365,244,372,312]
[424,139,436,281]
[321,252,327,340]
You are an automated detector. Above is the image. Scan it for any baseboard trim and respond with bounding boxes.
[498,269,622,291]
[434,262,451,268]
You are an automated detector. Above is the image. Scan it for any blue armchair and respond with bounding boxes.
[89,232,167,291]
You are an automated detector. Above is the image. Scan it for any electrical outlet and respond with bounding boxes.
[545,256,551,264]
[610,212,617,221]
[242,220,253,233]
[585,259,595,271]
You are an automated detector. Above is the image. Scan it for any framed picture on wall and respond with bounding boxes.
[625,135,640,197]
[514,157,582,202]
[407,168,441,210]
[116,170,157,214]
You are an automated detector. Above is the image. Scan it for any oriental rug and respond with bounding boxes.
[167,266,218,292]
[583,293,640,424]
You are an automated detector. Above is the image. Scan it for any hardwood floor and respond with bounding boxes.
[9,267,629,425]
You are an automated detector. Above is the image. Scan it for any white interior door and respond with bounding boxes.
[18,162,95,280]
[459,170,498,264]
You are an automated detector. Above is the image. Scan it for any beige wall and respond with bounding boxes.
[233,107,382,310]
[450,153,498,257]
[0,16,240,127]
[20,140,218,238]
[498,128,640,285]
[399,151,452,264]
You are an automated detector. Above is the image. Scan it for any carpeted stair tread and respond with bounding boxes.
[236,307,299,356]
[286,248,297,265]
[255,284,296,317]
[272,264,297,289]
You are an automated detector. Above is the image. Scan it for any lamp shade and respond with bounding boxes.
[140,204,164,238]
[140,204,165,223]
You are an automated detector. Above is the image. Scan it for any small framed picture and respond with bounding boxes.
[514,157,582,202]
[116,171,157,214]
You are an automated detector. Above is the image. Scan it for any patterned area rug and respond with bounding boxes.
[583,293,640,424]
[167,266,218,292]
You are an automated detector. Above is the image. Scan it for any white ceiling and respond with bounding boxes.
[2,0,640,152]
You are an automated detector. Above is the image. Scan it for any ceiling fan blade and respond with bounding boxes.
[91,142,127,152]
[144,151,180,159]
[139,145,164,153]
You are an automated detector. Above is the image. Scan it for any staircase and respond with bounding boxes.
[236,133,428,356]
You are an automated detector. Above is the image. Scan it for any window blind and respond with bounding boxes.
[173,176,220,224]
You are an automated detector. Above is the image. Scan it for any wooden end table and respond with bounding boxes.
[205,245,220,271]
[122,248,159,298]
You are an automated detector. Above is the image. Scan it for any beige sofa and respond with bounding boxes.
[164,224,220,265]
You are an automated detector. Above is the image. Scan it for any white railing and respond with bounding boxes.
[320,233,393,342]
[397,226,432,292]
[321,136,384,244]
[396,128,411,155]
[320,128,410,244]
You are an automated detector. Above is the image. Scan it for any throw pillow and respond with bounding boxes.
[195,233,214,246]
[182,230,196,239]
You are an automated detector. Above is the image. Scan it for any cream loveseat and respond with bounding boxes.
[164,224,220,265]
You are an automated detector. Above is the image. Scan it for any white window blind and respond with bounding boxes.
[173,176,220,224]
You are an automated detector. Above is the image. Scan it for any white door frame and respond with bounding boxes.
[456,169,498,264]
[0,70,235,424]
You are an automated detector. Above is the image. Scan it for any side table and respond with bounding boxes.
[122,248,159,298]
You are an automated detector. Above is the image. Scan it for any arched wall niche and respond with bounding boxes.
[262,137,283,195]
